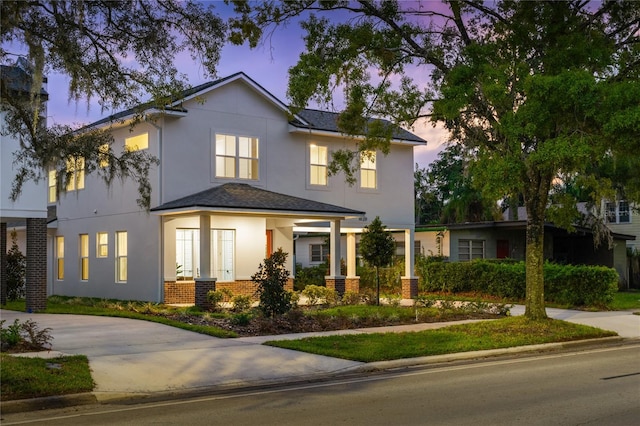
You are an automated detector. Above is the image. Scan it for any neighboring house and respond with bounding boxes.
[603,200,639,253]
[48,73,425,305]
[416,221,634,287]
[1,59,50,310]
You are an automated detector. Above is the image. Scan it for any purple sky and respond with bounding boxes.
[19,1,448,168]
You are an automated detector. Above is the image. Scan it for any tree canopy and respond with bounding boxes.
[1,0,226,209]
[230,0,640,319]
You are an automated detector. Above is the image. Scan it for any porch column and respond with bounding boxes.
[401,228,418,299]
[325,219,346,294]
[195,214,216,310]
[1,222,6,305]
[346,232,359,294]
[26,218,47,312]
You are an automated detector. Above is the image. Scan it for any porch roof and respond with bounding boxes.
[150,183,366,218]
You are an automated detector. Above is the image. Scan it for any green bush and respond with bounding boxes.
[252,248,293,318]
[6,231,26,301]
[416,259,617,308]
[294,263,327,291]
[231,295,252,312]
[301,285,337,306]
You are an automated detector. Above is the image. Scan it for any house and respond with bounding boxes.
[47,73,425,306]
[416,221,634,287]
[1,59,50,311]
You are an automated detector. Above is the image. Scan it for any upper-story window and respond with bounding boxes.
[215,133,259,180]
[48,170,57,203]
[125,133,148,152]
[310,144,328,186]
[98,144,110,168]
[66,157,85,191]
[360,151,377,189]
[605,200,631,224]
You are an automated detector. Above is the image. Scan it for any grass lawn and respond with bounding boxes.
[610,290,640,311]
[265,316,617,362]
[1,354,94,401]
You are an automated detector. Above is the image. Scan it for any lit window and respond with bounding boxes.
[125,133,148,151]
[619,201,630,223]
[56,236,64,280]
[116,231,127,283]
[310,244,329,263]
[360,151,376,189]
[98,144,109,168]
[97,232,108,258]
[176,229,200,280]
[215,133,259,180]
[66,157,85,191]
[213,229,235,281]
[80,234,89,280]
[459,239,484,261]
[310,144,328,186]
[48,170,57,203]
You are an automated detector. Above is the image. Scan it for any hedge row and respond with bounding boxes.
[416,258,618,307]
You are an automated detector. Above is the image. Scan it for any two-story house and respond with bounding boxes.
[1,59,50,311]
[48,73,425,306]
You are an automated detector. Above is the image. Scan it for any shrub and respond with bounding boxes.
[294,262,327,291]
[252,248,293,318]
[6,231,26,301]
[341,291,362,305]
[301,285,338,306]
[207,290,226,312]
[1,319,53,352]
[231,295,252,312]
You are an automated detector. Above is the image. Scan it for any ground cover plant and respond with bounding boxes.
[265,317,617,362]
[1,354,94,401]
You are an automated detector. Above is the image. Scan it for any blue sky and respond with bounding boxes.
[9,0,446,167]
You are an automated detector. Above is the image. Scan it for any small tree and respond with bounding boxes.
[252,248,293,318]
[6,231,26,301]
[359,217,395,305]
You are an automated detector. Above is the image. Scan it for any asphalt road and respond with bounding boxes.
[3,343,639,426]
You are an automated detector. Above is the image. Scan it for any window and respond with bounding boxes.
[97,232,108,258]
[98,144,109,168]
[310,244,329,263]
[116,231,127,282]
[458,239,485,261]
[48,170,56,203]
[605,200,631,224]
[215,133,259,180]
[310,144,328,186]
[360,151,377,189]
[80,234,89,280]
[176,229,200,280]
[125,133,148,152]
[213,229,235,281]
[56,236,64,280]
[66,157,85,191]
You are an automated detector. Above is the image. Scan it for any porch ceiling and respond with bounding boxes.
[150,183,365,220]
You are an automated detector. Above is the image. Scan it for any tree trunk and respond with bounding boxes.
[523,170,551,320]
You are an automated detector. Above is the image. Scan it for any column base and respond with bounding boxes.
[195,278,217,310]
[401,277,419,299]
[325,276,346,295]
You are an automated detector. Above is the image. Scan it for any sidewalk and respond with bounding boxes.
[1,305,638,413]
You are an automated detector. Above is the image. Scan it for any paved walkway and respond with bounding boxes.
[1,305,638,406]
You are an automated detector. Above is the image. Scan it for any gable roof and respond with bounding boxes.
[151,183,365,218]
[82,72,425,144]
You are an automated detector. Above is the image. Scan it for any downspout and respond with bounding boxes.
[146,118,164,302]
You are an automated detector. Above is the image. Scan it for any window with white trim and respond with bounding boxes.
[458,239,485,261]
[80,234,89,280]
[66,157,85,191]
[116,231,127,283]
[310,144,328,186]
[48,170,56,203]
[97,232,108,258]
[213,229,235,281]
[215,133,259,180]
[98,144,110,168]
[56,236,64,280]
[310,244,329,263]
[176,229,200,280]
[125,133,148,151]
[360,151,377,189]
[605,200,631,224]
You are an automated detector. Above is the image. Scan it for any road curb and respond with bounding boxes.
[1,336,629,414]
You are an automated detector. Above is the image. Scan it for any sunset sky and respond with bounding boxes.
[8,1,448,167]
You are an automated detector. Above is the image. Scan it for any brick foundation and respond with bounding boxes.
[164,278,295,305]
[401,277,419,299]
[345,277,360,294]
[325,276,346,295]
[26,218,47,312]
